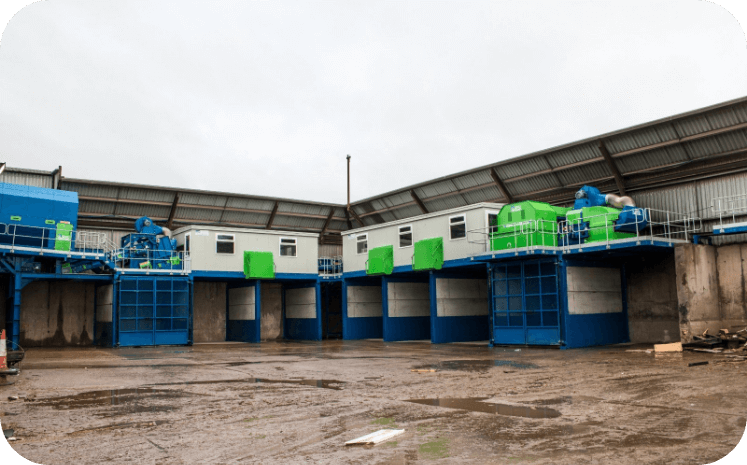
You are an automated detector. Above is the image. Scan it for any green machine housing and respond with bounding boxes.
[412,237,444,271]
[243,251,275,279]
[490,201,570,251]
[366,245,394,275]
[565,206,636,244]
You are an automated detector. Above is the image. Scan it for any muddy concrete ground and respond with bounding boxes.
[1,341,746,464]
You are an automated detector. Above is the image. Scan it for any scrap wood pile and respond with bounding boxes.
[683,328,747,360]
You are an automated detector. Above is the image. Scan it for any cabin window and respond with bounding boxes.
[399,225,413,248]
[216,234,235,254]
[356,234,368,254]
[177,233,191,253]
[449,215,466,240]
[280,237,297,257]
[487,212,499,235]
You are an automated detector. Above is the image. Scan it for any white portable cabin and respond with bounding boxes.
[342,203,505,272]
[172,225,319,275]
[340,203,503,345]
[171,225,322,344]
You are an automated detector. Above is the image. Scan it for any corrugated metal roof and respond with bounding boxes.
[350,96,747,228]
[1,168,55,188]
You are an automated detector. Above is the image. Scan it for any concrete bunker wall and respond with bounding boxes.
[261,283,282,340]
[194,282,227,343]
[20,281,95,347]
[675,243,747,342]
[285,287,316,319]
[387,282,429,317]
[344,283,383,339]
[626,254,680,344]
[347,285,382,318]
[435,278,487,317]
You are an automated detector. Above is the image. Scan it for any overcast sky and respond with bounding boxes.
[0,0,746,204]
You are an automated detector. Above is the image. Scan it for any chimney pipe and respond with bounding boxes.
[346,155,351,211]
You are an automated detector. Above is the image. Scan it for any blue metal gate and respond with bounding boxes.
[118,276,190,346]
[491,259,560,345]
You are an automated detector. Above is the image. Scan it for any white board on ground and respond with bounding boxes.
[345,429,405,446]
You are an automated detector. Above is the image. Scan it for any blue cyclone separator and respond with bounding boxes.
[341,278,383,340]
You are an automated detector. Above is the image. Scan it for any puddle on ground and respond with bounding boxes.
[406,397,561,419]
[26,388,192,410]
[150,378,345,390]
[417,359,538,372]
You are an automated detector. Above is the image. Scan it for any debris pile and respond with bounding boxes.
[683,328,747,360]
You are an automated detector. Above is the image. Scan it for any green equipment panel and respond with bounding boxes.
[54,222,73,251]
[568,207,636,243]
[490,201,561,251]
[367,245,394,275]
[244,251,275,279]
[413,237,443,271]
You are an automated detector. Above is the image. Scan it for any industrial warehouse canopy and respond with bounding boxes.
[3,95,747,239]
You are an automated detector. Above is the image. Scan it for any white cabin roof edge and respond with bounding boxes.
[172,224,320,238]
[346,202,505,235]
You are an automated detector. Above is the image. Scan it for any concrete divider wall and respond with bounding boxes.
[567,267,622,315]
[194,282,227,342]
[95,284,113,345]
[347,285,382,318]
[286,287,316,319]
[435,278,488,316]
[387,282,429,317]
[675,243,747,342]
[21,281,95,347]
[228,285,255,320]
[261,283,283,340]
[626,254,680,343]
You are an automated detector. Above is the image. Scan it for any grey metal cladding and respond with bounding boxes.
[506,173,562,196]
[494,157,551,179]
[546,144,599,167]
[555,162,611,186]
[616,145,689,173]
[225,197,276,211]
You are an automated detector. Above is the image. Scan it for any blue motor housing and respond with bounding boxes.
[573,185,607,210]
[614,206,650,233]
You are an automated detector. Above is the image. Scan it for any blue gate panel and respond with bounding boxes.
[384,316,430,342]
[341,281,383,340]
[491,259,561,346]
[431,316,488,344]
[561,262,629,349]
[344,317,383,339]
[118,276,191,347]
[563,313,629,349]
[285,318,320,340]
[226,282,260,343]
[283,283,322,341]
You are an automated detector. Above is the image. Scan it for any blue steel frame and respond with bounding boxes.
[429,267,490,344]
[225,279,261,343]
[341,276,383,340]
[116,274,192,347]
[381,273,431,342]
[560,259,630,349]
[490,258,562,346]
[282,281,322,341]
